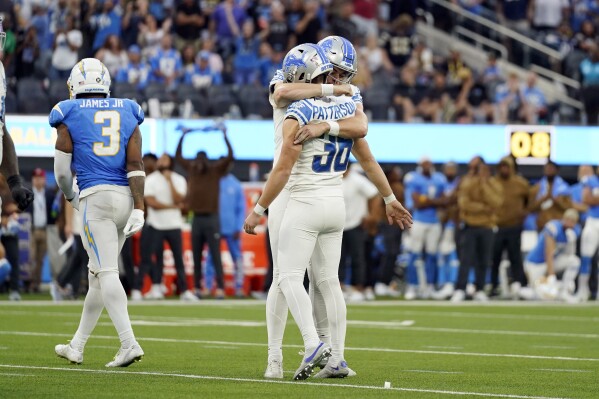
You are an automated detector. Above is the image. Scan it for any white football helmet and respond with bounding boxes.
[317,36,358,83]
[0,15,6,51]
[67,58,111,99]
[281,43,333,84]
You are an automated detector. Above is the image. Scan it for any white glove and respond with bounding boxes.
[123,209,145,238]
[67,192,80,211]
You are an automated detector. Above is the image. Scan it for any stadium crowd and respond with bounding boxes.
[1,0,599,124]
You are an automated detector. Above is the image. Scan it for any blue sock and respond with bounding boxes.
[437,254,447,286]
[0,259,11,283]
[447,251,459,285]
[468,268,476,285]
[425,253,437,286]
[581,256,592,275]
[407,253,419,285]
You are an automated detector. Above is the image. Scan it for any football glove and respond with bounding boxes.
[7,175,34,211]
[123,209,144,238]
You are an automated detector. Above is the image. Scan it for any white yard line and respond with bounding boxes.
[0,372,34,377]
[404,370,463,374]
[1,330,598,363]
[423,346,464,350]
[532,369,592,373]
[0,364,574,399]
[532,346,576,350]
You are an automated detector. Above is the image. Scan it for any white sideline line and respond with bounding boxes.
[423,346,463,350]
[202,345,239,350]
[0,346,8,350]
[532,369,592,373]
[404,370,463,374]
[532,346,576,350]
[0,364,573,399]
[0,372,34,377]
[2,331,599,363]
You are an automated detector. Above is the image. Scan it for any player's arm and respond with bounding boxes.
[544,233,556,277]
[145,196,176,210]
[54,124,79,209]
[582,186,599,206]
[1,124,33,210]
[123,127,146,238]
[271,82,353,108]
[458,178,487,213]
[351,138,412,229]
[175,132,192,171]
[294,108,368,144]
[244,118,302,235]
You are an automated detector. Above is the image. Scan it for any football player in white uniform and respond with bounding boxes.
[246,42,411,380]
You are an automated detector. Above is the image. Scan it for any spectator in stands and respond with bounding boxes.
[95,34,128,77]
[199,38,224,74]
[15,26,40,79]
[352,0,379,37]
[121,0,148,48]
[266,1,293,53]
[30,3,50,59]
[494,72,527,123]
[175,126,234,299]
[115,44,151,91]
[258,42,283,86]
[452,159,503,302]
[184,50,223,88]
[570,164,592,223]
[1,14,17,74]
[497,0,530,32]
[446,48,473,87]
[50,13,82,80]
[48,0,70,47]
[360,34,394,76]
[570,0,599,33]
[174,0,205,51]
[529,161,572,231]
[2,201,20,301]
[138,14,171,59]
[212,0,247,58]
[150,34,182,89]
[522,72,548,124]
[409,37,434,76]
[181,44,197,76]
[234,20,261,85]
[481,52,503,84]
[148,0,170,23]
[380,14,415,70]
[572,19,597,53]
[417,69,451,122]
[89,0,122,52]
[330,0,357,43]
[134,153,198,302]
[528,0,569,32]
[290,0,322,45]
[490,156,530,297]
[579,43,599,124]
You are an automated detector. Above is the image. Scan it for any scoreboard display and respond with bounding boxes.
[506,125,554,165]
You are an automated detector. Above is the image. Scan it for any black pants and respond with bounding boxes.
[491,226,526,288]
[263,227,274,292]
[339,226,367,287]
[156,228,188,293]
[379,224,402,285]
[192,214,224,290]
[457,226,494,291]
[1,235,19,292]
[120,237,135,292]
[57,235,89,296]
[135,225,159,290]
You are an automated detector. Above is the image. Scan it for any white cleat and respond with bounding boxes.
[144,285,164,300]
[293,342,331,380]
[473,291,489,302]
[105,344,144,367]
[264,358,283,379]
[364,287,375,301]
[130,290,143,301]
[431,283,454,300]
[55,343,83,364]
[313,360,350,378]
[374,283,389,297]
[8,291,21,301]
[180,290,200,302]
[450,289,466,303]
[404,285,417,300]
[466,283,476,296]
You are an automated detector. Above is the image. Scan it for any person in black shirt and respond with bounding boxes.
[379,14,415,70]
[174,0,205,51]
[330,0,357,43]
[292,0,322,46]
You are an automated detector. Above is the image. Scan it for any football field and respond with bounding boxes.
[0,300,597,399]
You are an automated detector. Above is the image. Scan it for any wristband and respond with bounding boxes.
[7,175,24,190]
[254,204,266,216]
[383,193,397,205]
[327,121,340,136]
[321,84,334,96]
[127,171,146,178]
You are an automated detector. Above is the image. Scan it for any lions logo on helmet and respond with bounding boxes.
[67,58,111,99]
[317,36,358,84]
[281,43,333,84]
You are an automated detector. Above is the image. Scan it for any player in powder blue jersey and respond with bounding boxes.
[51,58,146,368]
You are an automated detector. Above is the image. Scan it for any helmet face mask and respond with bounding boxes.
[67,58,111,99]
[282,43,333,84]
[317,36,358,84]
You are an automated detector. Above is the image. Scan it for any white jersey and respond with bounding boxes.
[268,69,362,168]
[284,95,357,195]
[0,61,6,163]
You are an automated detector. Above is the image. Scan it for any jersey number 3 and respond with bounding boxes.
[312,137,353,173]
[93,110,121,156]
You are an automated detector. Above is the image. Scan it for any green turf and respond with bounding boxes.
[0,299,597,398]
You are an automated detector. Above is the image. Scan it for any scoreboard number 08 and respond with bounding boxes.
[506,126,554,165]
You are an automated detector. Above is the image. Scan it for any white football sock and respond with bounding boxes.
[266,283,288,361]
[316,277,346,367]
[578,273,590,297]
[309,282,331,347]
[278,274,319,351]
[71,271,104,352]
[98,271,136,349]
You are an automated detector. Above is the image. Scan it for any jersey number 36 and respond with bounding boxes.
[312,137,352,173]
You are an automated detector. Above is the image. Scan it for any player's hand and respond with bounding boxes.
[243,212,261,235]
[333,84,353,97]
[67,192,80,211]
[294,123,328,144]
[124,209,145,238]
[386,201,413,230]
[7,175,34,211]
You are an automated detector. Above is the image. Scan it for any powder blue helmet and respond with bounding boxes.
[281,43,333,84]
[317,36,358,84]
